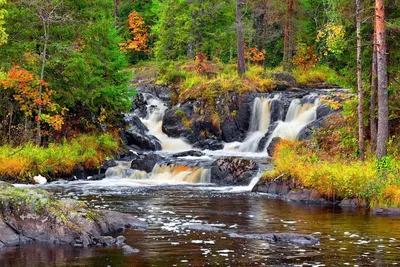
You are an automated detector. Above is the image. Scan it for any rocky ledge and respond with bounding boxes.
[0,182,146,249]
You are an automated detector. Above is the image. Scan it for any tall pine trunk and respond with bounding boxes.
[370,23,378,152]
[375,0,389,160]
[236,0,246,75]
[356,0,364,160]
[283,0,294,72]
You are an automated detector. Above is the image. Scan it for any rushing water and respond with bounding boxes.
[2,184,400,266]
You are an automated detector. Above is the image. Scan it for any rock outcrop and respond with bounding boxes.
[211,157,258,186]
[0,183,146,249]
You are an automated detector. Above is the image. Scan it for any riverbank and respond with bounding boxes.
[253,138,400,210]
[0,133,120,183]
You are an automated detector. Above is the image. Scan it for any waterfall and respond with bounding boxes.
[140,96,192,152]
[151,163,211,183]
[263,97,320,152]
[230,96,276,152]
[105,161,210,184]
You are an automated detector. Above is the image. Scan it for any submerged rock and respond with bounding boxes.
[0,183,147,249]
[372,208,400,216]
[211,157,258,186]
[228,233,319,245]
[172,150,205,158]
[122,245,140,254]
[193,139,224,151]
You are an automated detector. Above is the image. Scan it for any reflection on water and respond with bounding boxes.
[2,185,400,266]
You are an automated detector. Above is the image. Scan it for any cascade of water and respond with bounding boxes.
[151,163,211,183]
[263,97,320,152]
[231,96,276,152]
[140,96,192,152]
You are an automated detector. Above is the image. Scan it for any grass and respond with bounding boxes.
[0,133,119,182]
[293,64,347,87]
[265,139,400,209]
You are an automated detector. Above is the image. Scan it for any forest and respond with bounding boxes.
[0,0,400,265]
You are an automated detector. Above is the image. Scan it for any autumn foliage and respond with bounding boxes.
[244,43,265,65]
[121,10,150,53]
[0,66,65,132]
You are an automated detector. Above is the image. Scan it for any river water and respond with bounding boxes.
[2,183,400,266]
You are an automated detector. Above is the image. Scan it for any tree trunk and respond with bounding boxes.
[375,0,389,160]
[113,0,118,21]
[283,0,294,72]
[370,22,378,152]
[236,0,246,75]
[37,21,48,146]
[356,0,364,161]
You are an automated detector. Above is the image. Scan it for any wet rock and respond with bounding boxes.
[0,185,147,249]
[266,137,282,157]
[122,114,148,133]
[211,157,258,186]
[172,150,205,158]
[193,139,224,151]
[130,153,164,173]
[269,99,285,123]
[115,235,127,246]
[252,174,293,195]
[124,128,162,151]
[286,189,328,203]
[339,198,366,208]
[297,119,323,141]
[87,173,106,180]
[162,107,198,143]
[372,208,400,216]
[228,233,319,245]
[101,160,118,172]
[136,84,171,102]
[122,245,140,254]
[316,104,332,120]
[272,72,297,90]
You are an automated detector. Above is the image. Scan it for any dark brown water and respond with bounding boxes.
[1,184,400,266]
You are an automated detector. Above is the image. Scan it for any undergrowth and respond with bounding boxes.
[0,133,119,182]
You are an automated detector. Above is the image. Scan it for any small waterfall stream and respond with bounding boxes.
[140,96,192,152]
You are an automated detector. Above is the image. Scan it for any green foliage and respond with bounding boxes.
[0,0,7,46]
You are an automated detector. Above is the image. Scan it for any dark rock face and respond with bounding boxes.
[266,137,282,157]
[211,157,258,186]
[172,150,205,158]
[130,152,164,173]
[124,128,162,151]
[0,183,147,249]
[193,139,224,151]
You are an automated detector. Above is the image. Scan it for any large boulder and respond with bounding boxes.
[210,157,258,186]
[272,72,297,90]
[130,152,164,173]
[0,184,147,249]
[124,128,162,151]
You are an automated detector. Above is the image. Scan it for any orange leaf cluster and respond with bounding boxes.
[195,52,213,76]
[121,10,150,53]
[245,44,265,64]
[293,45,318,70]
